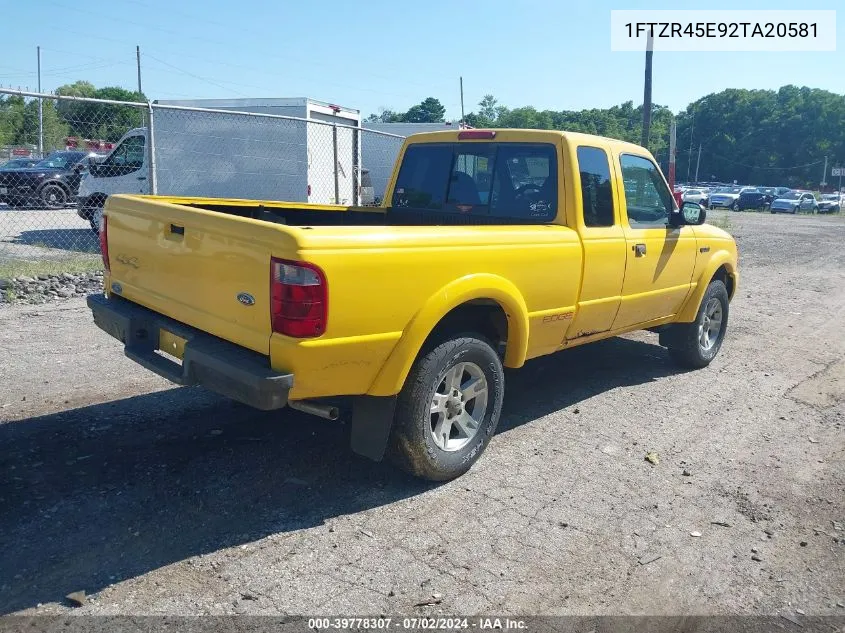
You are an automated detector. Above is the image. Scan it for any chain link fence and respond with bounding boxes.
[0,88,405,280]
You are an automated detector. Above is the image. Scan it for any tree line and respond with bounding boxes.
[0,81,145,151]
[370,86,845,188]
[3,81,842,189]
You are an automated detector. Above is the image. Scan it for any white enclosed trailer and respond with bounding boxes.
[153,98,361,205]
[78,98,362,228]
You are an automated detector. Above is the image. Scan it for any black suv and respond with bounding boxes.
[737,187,774,210]
[0,151,91,209]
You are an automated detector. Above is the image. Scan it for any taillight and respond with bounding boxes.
[270,258,327,338]
[99,215,110,272]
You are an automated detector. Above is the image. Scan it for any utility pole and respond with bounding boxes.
[641,30,653,149]
[668,118,676,192]
[686,107,695,182]
[459,76,465,126]
[136,45,143,95]
[694,144,702,183]
[821,155,828,190]
[37,46,43,157]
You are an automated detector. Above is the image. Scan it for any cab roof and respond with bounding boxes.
[405,128,649,154]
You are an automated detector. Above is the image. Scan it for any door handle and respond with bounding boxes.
[170,224,184,236]
[137,176,147,180]
[633,243,647,257]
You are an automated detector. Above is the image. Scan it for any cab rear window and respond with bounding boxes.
[391,143,557,222]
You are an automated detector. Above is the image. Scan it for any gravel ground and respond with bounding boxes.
[0,271,103,304]
[0,211,843,618]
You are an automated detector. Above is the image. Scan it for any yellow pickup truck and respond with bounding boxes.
[88,129,738,481]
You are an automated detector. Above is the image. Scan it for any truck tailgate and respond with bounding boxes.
[104,195,295,355]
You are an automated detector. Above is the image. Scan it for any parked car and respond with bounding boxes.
[708,186,742,210]
[0,151,93,209]
[0,157,39,170]
[816,194,842,214]
[89,128,738,481]
[737,188,773,210]
[770,191,818,214]
[682,188,709,206]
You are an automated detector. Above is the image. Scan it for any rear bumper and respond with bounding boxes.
[87,293,293,410]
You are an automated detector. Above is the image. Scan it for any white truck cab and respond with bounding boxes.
[77,128,149,232]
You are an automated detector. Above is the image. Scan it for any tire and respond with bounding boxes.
[665,280,729,369]
[731,200,739,211]
[39,183,69,209]
[386,335,504,481]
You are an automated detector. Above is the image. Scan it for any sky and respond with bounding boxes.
[1,0,843,119]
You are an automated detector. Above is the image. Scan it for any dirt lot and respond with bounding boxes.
[0,211,843,618]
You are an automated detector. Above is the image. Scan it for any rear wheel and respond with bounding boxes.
[386,335,504,481]
[731,200,739,211]
[39,183,68,209]
[664,280,729,369]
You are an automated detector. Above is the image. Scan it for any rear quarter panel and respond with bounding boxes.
[273,225,583,399]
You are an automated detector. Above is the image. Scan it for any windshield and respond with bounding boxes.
[35,153,85,169]
[779,191,800,200]
[713,187,732,193]
[821,194,838,200]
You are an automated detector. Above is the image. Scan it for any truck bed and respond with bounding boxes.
[173,197,548,227]
[102,194,582,400]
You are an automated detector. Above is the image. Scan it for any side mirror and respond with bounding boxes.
[73,162,87,173]
[681,201,706,225]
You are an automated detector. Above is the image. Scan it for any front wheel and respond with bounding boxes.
[386,336,504,481]
[664,280,729,369]
[39,183,69,209]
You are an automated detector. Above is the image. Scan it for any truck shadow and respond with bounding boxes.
[0,334,683,613]
[12,229,99,254]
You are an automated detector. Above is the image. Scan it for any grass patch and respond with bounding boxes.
[0,256,102,280]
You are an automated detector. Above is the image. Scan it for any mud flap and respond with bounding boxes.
[350,395,397,461]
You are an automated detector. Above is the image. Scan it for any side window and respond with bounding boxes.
[576,146,615,227]
[619,154,673,228]
[105,136,145,170]
[123,136,145,168]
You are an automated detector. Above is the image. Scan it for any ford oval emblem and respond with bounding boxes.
[236,292,255,306]
[111,282,123,294]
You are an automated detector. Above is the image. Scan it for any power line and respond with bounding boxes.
[143,54,250,97]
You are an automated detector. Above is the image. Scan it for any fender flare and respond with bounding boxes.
[366,273,530,397]
[676,251,738,323]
